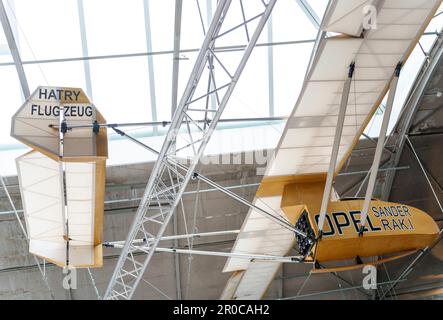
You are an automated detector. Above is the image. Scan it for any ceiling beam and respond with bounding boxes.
[0,0,29,98]
[381,31,443,201]
[295,0,321,29]
[143,0,158,133]
[77,0,93,99]
[171,0,183,117]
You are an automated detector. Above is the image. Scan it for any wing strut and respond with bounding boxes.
[359,63,403,235]
[317,62,355,237]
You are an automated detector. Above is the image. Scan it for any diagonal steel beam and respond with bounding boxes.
[295,0,321,29]
[77,0,93,99]
[143,0,158,133]
[0,0,29,98]
[171,0,183,116]
[381,30,443,201]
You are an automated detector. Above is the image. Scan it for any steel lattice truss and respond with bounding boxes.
[104,0,277,300]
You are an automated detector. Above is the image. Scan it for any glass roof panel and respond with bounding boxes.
[273,41,314,117]
[271,0,318,42]
[148,0,175,52]
[0,65,23,147]
[0,0,441,174]
[88,56,152,124]
[180,0,207,50]
[0,6,12,64]
[12,0,82,61]
[223,46,270,119]
[83,0,147,56]
[152,53,173,121]
[25,60,86,92]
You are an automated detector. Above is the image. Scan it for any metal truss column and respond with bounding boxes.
[104,0,277,300]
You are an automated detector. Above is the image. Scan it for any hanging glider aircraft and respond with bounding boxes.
[6,0,441,300]
[11,86,107,268]
[221,0,442,300]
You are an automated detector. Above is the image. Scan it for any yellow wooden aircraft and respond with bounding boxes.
[222,0,442,300]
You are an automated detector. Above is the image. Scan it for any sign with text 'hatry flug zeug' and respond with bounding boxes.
[11,86,107,160]
[11,86,107,268]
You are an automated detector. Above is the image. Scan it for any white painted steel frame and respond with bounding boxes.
[104,0,277,300]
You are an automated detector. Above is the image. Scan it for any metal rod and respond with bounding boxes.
[112,246,302,264]
[362,132,394,155]
[267,14,274,117]
[143,0,158,133]
[338,166,409,177]
[114,127,304,237]
[104,230,241,247]
[0,39,316,67]
[318,63,355,234]
[171,0,183,116]
[0,182,261,217]
[380,229,443,300]
[188,168,307,238]
[87,268,101,300]
[77,0,92,99]
[281,279,407,300]
[360,63,402,233]
[295,0,321,28]
[406,136,443,213]
[48,116,286,130]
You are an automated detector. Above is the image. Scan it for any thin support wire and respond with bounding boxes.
[195,0,206,36]
[87,268,101,300]
[4,0,49,86]
[0,173,55,299]
[295,272,312,299]
[185,178,201,300]
[141,278,173,300]
[406,135,443,212]
[382,263,397,300]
